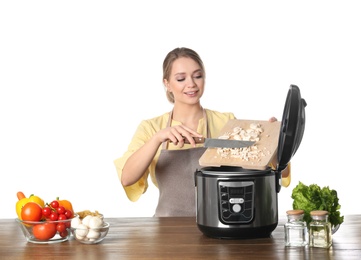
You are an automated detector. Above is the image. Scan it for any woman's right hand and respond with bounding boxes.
[155,125,203,147]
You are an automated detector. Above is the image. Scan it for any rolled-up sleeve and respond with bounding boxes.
[114,120,155,202]
[114,114,167,201]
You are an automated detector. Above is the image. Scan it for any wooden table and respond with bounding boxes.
[1,215,361,259]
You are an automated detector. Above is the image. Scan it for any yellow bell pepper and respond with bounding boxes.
[16,191,45,220]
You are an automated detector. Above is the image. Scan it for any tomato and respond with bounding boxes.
[21,202,43,222]
[64,209,73,219]
[50,200,59,209]
[59,230,68,238]
[33,223,57,240]
[56,223,66,233]
[58,214,67,221]
[57,198,74,213]
[42,206,52,218]
[16,192,45,220]
[56,206,66,215]
[65,221,71,228]
[49,211,59,221]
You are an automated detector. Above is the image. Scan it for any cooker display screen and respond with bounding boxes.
[229,187,244,195]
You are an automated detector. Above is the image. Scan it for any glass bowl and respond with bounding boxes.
[71,222,110,244]
[16,217,74,244]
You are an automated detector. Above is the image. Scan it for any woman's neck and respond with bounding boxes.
[172,104,204,130]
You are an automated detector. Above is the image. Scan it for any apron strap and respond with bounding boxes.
[161,109,209,150]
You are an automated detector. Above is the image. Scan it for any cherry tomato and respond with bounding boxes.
[64,209,73,219]
[56,206,66,215]
[50,200,59,209]
[49,211,59,221]
[59,230,68,238]
[21,202,43,222]
[56,223,66,233]
[58,214,67,221]
[57,198,74,213]
[33,223,57,240]
[42,206,52,218]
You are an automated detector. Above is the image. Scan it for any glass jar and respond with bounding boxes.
[309,210,332,248]
[284,209,308,247]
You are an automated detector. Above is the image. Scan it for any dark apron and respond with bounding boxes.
[154,110,208,217]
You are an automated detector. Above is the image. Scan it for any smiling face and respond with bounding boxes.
[164,57,205,106]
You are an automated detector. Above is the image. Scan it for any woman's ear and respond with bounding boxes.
[164,79,170,91]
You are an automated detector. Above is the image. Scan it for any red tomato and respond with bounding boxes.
[59,230,68,238]
[49,211,59,221]
[50,200,59,209]
[21,202,43,222]
[56,206,66,215]
[42,206,52,218]
[56,223,66,233]
[64,209,73,219]
[58,214,67,221]
[33,223,57,240]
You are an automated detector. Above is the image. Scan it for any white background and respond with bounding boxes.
[1,1,360,219]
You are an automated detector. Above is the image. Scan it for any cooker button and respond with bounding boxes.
[222,201,229,209]
[230,198,244,204]
[222,210,231,218]
[232,204,241,213]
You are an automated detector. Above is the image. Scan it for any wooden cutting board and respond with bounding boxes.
[199,119,281,170]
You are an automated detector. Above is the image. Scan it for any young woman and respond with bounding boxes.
[114,47,289,217]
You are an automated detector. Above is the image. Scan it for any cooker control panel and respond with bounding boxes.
[218,181,254,224]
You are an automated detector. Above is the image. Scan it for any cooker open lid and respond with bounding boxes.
[277,85,307,172]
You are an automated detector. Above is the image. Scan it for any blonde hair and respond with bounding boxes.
[162,47,205,103]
